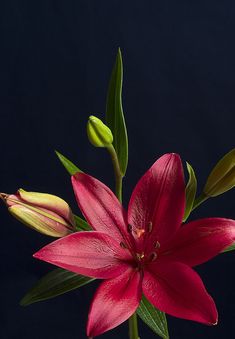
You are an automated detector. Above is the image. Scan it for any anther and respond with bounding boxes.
[136,252,145,261]
[128,224,132,232]
[149,252,158,261]
[154,241,160,249]
[147,221,153,233]
[120,241,128,249]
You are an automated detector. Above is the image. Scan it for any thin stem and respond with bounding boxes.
[107,144,123,203]
[192,192,209,211]
[107,144,139,339]
[129,313,140,339]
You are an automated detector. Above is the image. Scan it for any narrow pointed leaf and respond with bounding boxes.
[55,150,82,175]
[105,48,128,176]
[20,268,94,306]
[73,214,91,231]
[183,162,197,222]
[222,242,235,253]
[137,295,169,339]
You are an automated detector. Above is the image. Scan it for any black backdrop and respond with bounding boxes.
[1,1,235,338]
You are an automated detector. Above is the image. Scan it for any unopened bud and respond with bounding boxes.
[87,115,113,147]
[204,148,235,197]
[0,189,75,237]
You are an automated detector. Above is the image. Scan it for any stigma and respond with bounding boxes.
[136,228,145,238]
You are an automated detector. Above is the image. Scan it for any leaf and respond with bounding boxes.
[183,162,197,222]
[55,150,82,175]
[73,214,91,231]
[222,242,235,253]
[137,295,169,339]
[20,268,94,306]
[105,48,128,176]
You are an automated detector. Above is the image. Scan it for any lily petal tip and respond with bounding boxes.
[33,251,41,260]
[212,319,218,326]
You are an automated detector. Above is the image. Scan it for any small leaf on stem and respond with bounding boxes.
[20,268,94,306]
[137,295,169,339]
[55,150,82,175]
[73,214,91,231]
[222,242,235,253]
[183,162,197,222]
[105,48,128,176]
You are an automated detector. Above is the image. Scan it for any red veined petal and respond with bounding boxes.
[72,173,130,243]
[33,231,132,279]
[87,268,142,337]
[143,261,218,325]
[128,153,185,249]
[162,218,235,266]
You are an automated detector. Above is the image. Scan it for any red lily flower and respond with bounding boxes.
[34,154,235,337]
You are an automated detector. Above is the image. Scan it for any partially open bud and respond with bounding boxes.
[204,149,235,197]
[87,115,113,147]
[0,189,75,237]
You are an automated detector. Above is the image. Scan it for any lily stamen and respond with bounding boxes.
[154,241,161,249]
[147,221,153,233]
[149,252,158,262]
[136,252,145,261]
[120,241,128,249]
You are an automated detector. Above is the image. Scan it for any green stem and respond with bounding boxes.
[129,313,140,339]
[107,144,139,339]
[107,144,123,202]
[192,192,209,211]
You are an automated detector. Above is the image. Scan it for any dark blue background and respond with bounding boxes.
[0,1,235,338]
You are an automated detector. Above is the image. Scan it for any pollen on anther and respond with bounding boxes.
[120,241,127,249]
[136,252,145,260]
[147,221,153,233]
[149,252,158,261]
[154,241,160,249]
[128,224,132,232]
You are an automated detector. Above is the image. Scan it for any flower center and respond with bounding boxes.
[122,221,161,269]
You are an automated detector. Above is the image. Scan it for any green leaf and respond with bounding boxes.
[73,214,91,231]
[222,242,235,253]
[183,162,197,222]
[20,268,94,306]
[105,48,128,176]
[55,150,82,175]
[137,295,169,339]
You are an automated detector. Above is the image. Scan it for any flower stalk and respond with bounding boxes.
[129,312,140,339]
[107,144,123,203]
[107,144,139,339]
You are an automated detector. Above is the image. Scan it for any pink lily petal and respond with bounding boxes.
[87,268,142,337]
[33,232,132,279]
[162,218,235,267]
[72,173,129,243]
[143,261,218,325]
[128,153,185,248]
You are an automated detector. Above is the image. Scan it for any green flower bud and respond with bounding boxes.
[87,115,113,147]
[204,148,235,197]
[1,189,75,237]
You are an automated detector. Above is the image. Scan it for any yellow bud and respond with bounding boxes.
[204,148,235,197]
[87,115,113,147]
[1,190,75,237]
